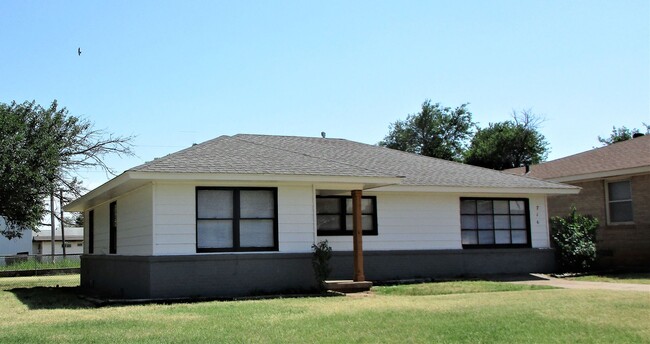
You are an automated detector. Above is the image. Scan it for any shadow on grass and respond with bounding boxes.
[9,286,96,310]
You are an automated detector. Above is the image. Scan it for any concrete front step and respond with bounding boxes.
[324,280,373,293]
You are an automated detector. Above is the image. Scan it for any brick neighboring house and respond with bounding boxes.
[506,134,650,269]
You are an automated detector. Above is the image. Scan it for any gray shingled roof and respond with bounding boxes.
[131,134,575,190]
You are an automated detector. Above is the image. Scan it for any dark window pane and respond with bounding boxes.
[197,220,233,248]
[477,200,493,214]
[461,200,476,214]
[345,198,374,214]
[493,200,509,214]
[512,230,528,244]
[510,200,526,214]
[317,198,340,214]
[317,215,341,230]
[609,201,633,222]
[240,190,274,218]
[239,220,274,247]
[477,215,494,229]
[495,230,511,244]
[478,231,495,244]
[494,215,510,229]
[345,215,374,231]
[608,181,631,201]
[197,190,233,218]
[462,230,478,245]
[511,215,526,229]
[461,215,477,229]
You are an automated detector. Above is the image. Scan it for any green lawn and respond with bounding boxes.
[0,275,648,343]
[567,273,650,285]
[0,258,80,271]
[373,280,555,295]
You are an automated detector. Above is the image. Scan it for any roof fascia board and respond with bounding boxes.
[63,173,132,211]
[548,166,650,183]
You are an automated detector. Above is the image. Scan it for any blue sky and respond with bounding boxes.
[1,1,648,188]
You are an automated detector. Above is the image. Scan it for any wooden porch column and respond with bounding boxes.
[351,189,365,282]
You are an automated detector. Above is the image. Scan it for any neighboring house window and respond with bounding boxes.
[607,180,633,223]
[316,196,378,236]
[196,187,278,252]
[460,198,530,248]
[109,202,117,254]
[88,210,94,254]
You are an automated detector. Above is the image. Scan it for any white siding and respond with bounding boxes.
[277,186,315,253]
[153,183,196,255]
[86,184,153,255]
[84,181,553,256]
[116,184,154,255]
[89,203,110,255]
[528,195,550,248]
[152,183,316,255]
[322,192,552,251]
[323,193,463,251]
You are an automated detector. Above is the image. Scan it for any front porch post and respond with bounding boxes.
[351,189,365,282]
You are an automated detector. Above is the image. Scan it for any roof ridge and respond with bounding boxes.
[232,135,403,178]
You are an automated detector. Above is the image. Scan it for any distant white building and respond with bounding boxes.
[33,227,84,255]
[0,217,33,256]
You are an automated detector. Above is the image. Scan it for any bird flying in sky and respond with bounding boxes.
[78,47,81,56]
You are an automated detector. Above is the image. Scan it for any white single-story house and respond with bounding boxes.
[33,227,84,256]
[65,134,579,299]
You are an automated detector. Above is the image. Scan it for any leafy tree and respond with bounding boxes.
[464,110,549,170]
[597,123,649,145]
[0,100,133,239]
[379,100,474,161]
[550,206,599,272]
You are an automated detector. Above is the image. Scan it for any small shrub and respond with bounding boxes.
[311,240,332,291]
[550,206,599,272]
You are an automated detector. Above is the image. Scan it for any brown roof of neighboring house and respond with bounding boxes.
[505,135,650,181]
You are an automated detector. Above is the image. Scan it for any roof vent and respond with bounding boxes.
[632,133,645,139]
[321,132,326,138]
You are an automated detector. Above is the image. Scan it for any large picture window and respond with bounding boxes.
[606,180,633,224]
[196,187,278,252]
[460,198,530,248]
[316,196,378,236]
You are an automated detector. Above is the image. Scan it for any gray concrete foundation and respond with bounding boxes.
[81,248,555,299]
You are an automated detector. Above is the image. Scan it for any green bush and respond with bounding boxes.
[550,206,599,272]
[311,240,332,291]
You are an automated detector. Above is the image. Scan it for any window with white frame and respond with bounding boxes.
[607,181,633,223]
[196,187,278,252]
[460,198,531,248]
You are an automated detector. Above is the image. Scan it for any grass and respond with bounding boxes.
[0,275,648,343]
[372,280,555,295]
[567,272,650,285]
[0,258,80,271]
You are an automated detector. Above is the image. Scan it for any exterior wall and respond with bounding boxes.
[547,173,650,268]
[323,193,550,251]
[81,248,555,299]
[152,183,316,255]
[0,218,32,255]
[86,184,153,255]
[80,182,556,299]
[34,241,84,255]
[151,184,552,254]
